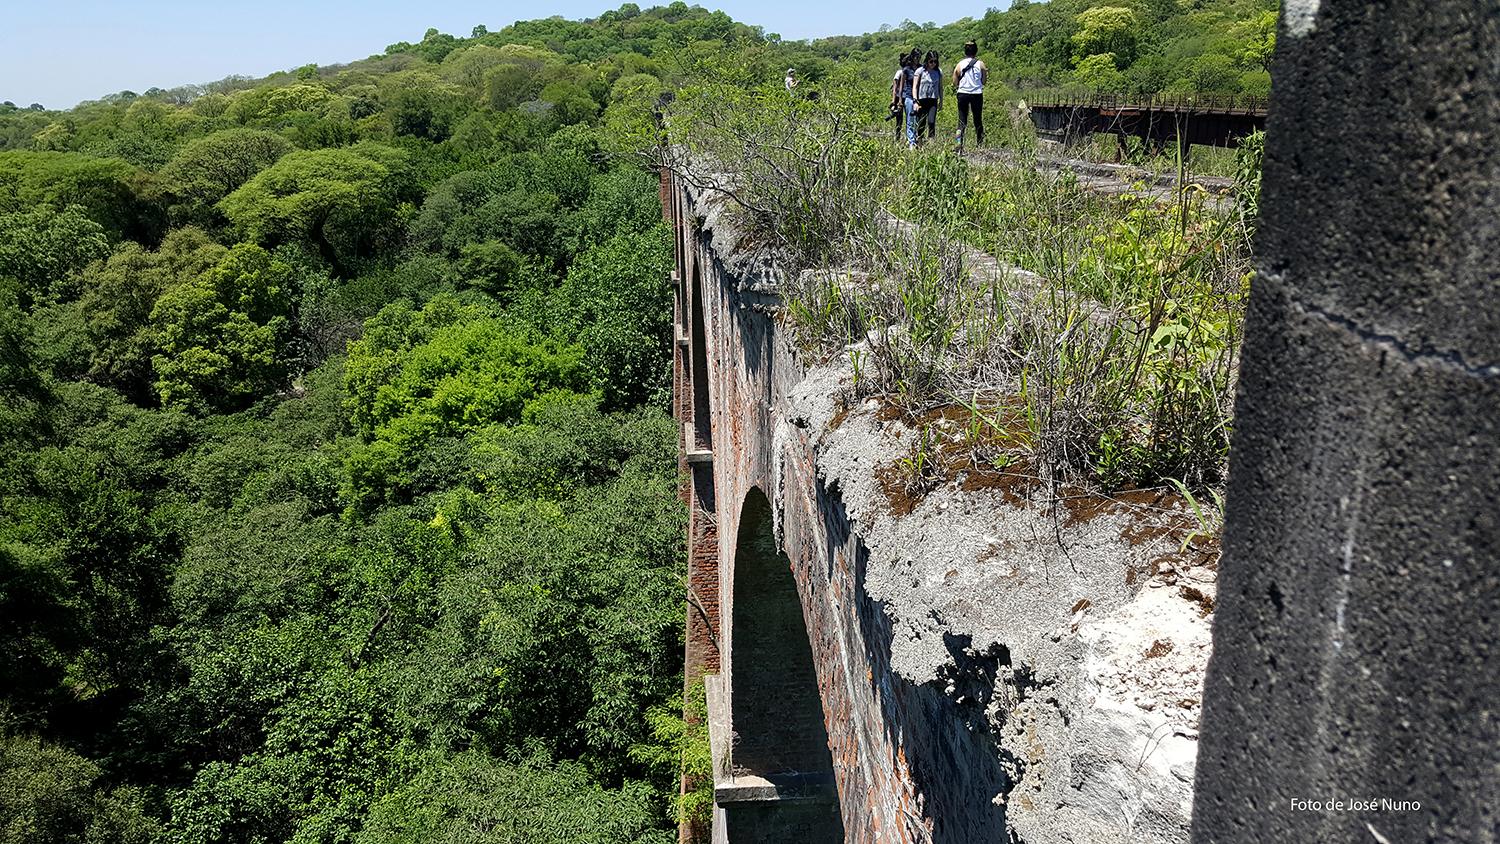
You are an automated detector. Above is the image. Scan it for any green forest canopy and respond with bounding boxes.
[0,2,1278,842]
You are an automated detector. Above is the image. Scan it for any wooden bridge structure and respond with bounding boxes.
[1026,93,1269,150]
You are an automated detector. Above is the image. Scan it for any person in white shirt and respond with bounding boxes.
[952,40,987,150]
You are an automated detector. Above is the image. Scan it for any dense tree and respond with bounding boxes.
[358,753,673,844]
[380,70,468,141]
[78,227,227,401]
[482,45,564,110]
[457,239,526,296]
[160,128,294,223]
[218,144,413,275]
[540,80,601,126]
[1071,7,1140,67]
[0,280,42,405]
[0,204,110,305]
[971,0,1275,93]
[223,83,335,124]
[440,43,509,97]
[0,732,159,844]
[0,389,193,716]
[149,243,297,412]
[0,150,158,242]
[88,97,191,168]
[554,226,672,409]
[1075,52,1128,92]
[343,296,589,508]
[410,164,563,262]
[567,165,664,252]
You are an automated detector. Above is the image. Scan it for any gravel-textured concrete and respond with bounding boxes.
[1190,2,1500,842]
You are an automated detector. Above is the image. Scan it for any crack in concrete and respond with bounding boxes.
[1264,274,1500,378]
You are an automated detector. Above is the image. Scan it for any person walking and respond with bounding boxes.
[891,52,916,145]
[904,49,921,145]
[910,51,942,147]
[953,40,987,151]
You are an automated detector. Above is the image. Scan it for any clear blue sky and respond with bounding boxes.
[0,1,961,109]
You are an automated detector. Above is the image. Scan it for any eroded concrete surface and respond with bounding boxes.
[793,358,1213,844]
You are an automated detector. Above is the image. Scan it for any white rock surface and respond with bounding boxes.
[791,351,1218,844]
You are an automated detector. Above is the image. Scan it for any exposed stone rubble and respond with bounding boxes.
[788,355,1217,844]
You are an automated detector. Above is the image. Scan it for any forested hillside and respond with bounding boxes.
[0,7,712,843]
[0,2,1278,842]
[753,0,1277,98]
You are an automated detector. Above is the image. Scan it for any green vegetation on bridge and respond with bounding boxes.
[649,57,1260,494]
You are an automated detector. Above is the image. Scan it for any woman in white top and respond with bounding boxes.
[952,40,987,150]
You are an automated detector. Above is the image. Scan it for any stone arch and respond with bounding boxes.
[723,487,842,840]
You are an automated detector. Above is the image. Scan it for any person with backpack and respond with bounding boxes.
[909,51,942,147]
[891,51,916,145]
[953,40,987,150]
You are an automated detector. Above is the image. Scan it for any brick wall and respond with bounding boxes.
[669,172,1008,843]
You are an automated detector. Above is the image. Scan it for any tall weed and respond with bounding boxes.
[659,68,1251,491]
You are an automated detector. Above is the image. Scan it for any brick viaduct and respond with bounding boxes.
[666,1,1498,841]
[667,171,969,842]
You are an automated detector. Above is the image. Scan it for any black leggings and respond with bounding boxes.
[957,92,984,147]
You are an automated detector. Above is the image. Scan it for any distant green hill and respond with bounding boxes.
[1,1,1278,152]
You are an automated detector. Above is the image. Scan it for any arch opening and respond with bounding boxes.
[723,488,843,841]
[689,261,712,452]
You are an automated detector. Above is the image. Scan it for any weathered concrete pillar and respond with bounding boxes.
[1192,2,1499,842]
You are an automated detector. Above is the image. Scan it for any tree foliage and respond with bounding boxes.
[554,227,673,409]
[0,731,159,844]
[1071,7,1140,67]
[0,205,110,305]
[974,0,1276,94]
[150,242,296,411]
[161,128,294,221]
[357,753,674,844]
[0,151,158,241]
[79,227,227,400]
[219,144,413,275]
